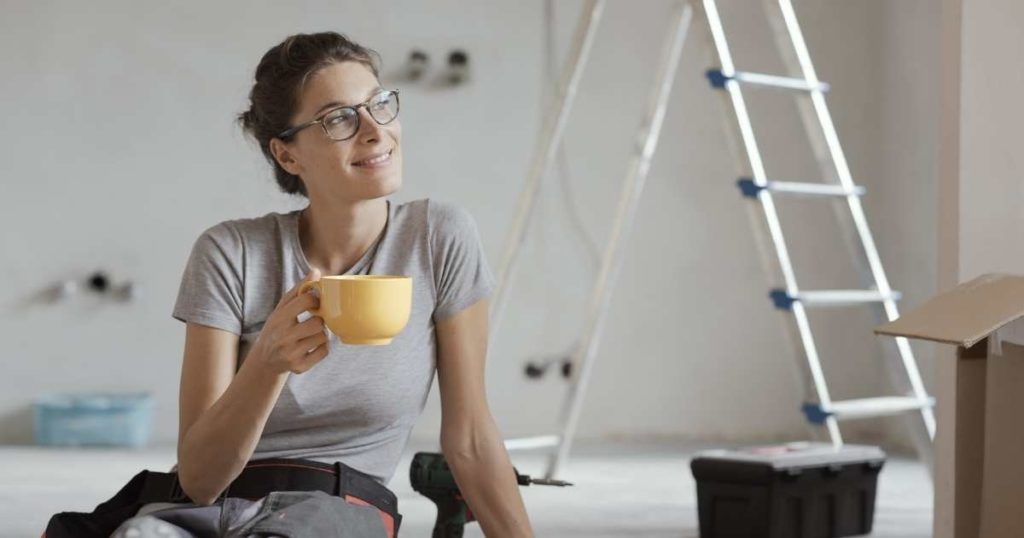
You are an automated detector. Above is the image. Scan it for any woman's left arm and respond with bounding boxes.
[435,297,533,538]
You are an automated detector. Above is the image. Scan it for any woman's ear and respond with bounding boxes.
[270,137,303,176]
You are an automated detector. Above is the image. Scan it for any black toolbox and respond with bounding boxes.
[690,442,885,538]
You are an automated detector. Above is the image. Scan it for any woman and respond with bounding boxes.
[45,32,532,538]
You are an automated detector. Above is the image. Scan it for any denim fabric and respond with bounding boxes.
[111,491,387,538]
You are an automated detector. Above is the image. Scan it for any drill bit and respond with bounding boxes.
[529,477,574,487]
[516,474,573,487]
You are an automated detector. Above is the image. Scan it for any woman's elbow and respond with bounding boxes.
[175,457,223,506]
[176,470,218,506]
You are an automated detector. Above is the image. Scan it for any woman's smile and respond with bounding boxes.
[352,148,394,169]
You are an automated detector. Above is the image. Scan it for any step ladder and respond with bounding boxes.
[700,0,935,468]
[492,0,936,479]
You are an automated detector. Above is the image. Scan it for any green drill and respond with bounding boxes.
[409,452,573,538]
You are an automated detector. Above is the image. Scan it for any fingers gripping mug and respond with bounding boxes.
[298,275,413,345]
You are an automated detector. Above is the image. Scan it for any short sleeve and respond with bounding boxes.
[171,223,244,335]
[428,200,496,322]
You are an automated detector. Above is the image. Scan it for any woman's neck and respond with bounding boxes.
[299,197,388,275]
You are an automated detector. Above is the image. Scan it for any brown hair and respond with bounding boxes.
[237,32,381,197]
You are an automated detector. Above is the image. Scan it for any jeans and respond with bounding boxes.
[109,490,390,538]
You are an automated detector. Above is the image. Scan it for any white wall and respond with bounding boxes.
[934,0,1024,534]
[957,0,1024,280]
[872,0,942,451]
[0,0,940,451]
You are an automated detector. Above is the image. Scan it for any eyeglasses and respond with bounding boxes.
[277,89,400,141]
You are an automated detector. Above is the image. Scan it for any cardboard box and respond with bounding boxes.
[875,273,1024,538]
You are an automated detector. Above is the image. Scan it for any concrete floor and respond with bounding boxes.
[2,439,931,537]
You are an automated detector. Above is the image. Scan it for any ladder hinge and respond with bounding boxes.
[706,69,729,89]
[770,289,796,310]
[737,178,762,198]
[801,402,831,425]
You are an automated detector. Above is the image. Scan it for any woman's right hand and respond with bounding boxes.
[249,269,330,375]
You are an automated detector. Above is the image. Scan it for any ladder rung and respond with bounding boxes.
[770,289,902,310]
[802,397,935,424]
[737,178,866,199]
[706,69,830,93]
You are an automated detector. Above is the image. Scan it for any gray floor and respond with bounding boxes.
[1,439,931,537]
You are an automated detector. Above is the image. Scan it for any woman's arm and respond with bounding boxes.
[177,272,325,505]
[176,322,291,505]
[436,298,533,537]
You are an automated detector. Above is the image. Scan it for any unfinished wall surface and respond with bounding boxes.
[0,0,940,451]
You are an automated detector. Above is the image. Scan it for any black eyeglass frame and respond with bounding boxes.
[276,89,400,141]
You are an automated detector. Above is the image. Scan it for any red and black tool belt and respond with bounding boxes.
[43,457,402,538]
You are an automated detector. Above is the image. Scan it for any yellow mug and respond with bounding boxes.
[298,275,413,346]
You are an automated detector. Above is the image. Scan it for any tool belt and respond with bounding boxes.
[43,457,401,538]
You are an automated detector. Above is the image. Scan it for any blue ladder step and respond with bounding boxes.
[706,69,830,92]
[802,397,935,424]
[737,178,866,198]
[770,289,902,310]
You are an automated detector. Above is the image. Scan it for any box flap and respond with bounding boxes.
[874,273,1024,347]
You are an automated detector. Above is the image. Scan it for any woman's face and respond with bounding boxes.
[272,61,402,203]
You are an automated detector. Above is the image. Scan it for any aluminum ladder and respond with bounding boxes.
[701,0,935,469]
[492,0,935,479]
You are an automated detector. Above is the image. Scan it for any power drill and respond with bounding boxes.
[409,452,573,538]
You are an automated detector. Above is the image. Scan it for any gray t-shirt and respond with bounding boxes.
[171,198,495,486]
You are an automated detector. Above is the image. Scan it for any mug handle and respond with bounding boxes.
[297,279,322,317]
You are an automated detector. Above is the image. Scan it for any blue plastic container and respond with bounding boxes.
[33,392,153,448]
